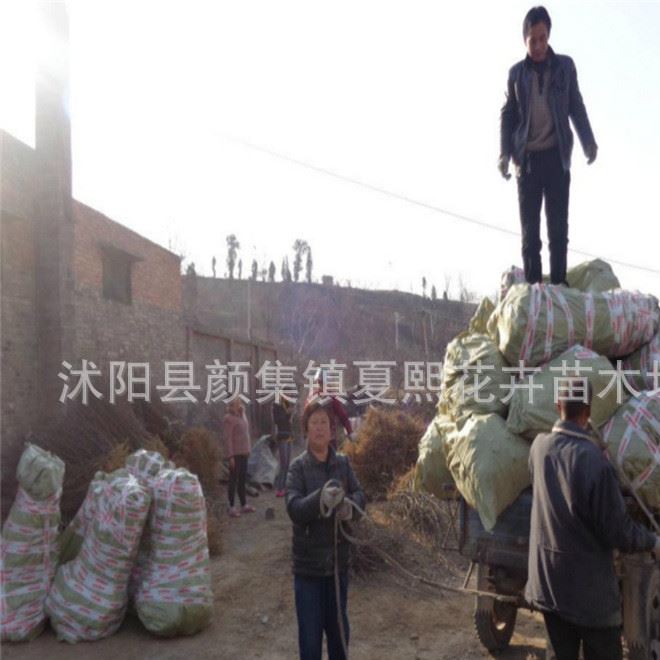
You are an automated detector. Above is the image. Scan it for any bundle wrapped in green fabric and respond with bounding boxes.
[600,391,660,511]
[439,332,509,423]
[0,444,64,642]
[135,468,213,637]
[125,450,174,602]
[58,471,105,565]
[446,414,530,531]
[621,332,660,392]
[488,283,659,367]
[413,416,457,499]
[499,259,620,302]
[567,258,620,293]
[506,345,627,440]
[45,470,150,642]
[468,297,495,335]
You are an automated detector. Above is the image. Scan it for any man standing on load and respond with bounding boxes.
[499,6,598,286]
[526,380,660,660]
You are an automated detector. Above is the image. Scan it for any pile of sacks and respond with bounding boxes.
[1,446,213,643]
[414,259,660,530]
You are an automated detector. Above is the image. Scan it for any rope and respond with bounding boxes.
[319,482,519,660]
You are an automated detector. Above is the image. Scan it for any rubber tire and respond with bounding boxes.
[474,598,517,653]
[625,563,660,660]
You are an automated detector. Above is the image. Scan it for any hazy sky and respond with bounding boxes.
[2,0,659,300]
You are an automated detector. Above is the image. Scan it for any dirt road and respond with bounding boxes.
[3,492,548,659]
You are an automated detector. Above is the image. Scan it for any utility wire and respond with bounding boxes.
[216,133,660,277]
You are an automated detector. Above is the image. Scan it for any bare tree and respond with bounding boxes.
[281,257,292,282]
[443,273,452,300]
[226,234,240,279]
[251,259,258,281]
[268,261,276,282]
[211,255,217,278]
[305,247,313,283]
[431,284,437,301]
[292,239,309,282]
[238,258,243,280]
[422,276,427,298]
[458,274,477,303]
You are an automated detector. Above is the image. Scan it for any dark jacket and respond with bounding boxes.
[525,420,655,627]
[272,402,293,439]
[500,47,597,172]
[285,447,366,577]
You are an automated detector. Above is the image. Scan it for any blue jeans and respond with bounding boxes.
[294,573,349,660]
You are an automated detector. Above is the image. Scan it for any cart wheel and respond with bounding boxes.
[474,564,517,653]
[626,562,660,660]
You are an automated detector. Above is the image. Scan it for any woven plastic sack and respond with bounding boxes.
[567,258,620,293]
[499,259,620,302]
[439,332,509,423]
[1,444,64,641]
[135,468,213,636]
[45,470,150,642]
[622,332,660,392]
[58,471,105,565]
[413,416,456,499]
[600,391,660,511]
[488,283,659,368]
[468,297,495,335]
[125,450,173,602]
[506,345,628,440]
[446,414,531,531]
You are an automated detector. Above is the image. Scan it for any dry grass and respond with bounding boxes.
[344,408,425,500]
[171,427,222,502]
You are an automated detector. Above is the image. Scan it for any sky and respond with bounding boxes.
[1,0,659,300]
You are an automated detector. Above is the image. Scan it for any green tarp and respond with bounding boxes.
[622,332,660,392]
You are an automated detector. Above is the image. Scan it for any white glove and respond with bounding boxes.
[336,500,352,522]
[321,482,345,514]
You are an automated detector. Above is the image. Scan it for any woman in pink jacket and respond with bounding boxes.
[223,399,255,518]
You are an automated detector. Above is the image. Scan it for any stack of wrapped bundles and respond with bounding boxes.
[414,259,660,531]
[45,469,150,642]
[134,468,213,637]
[1,444,64,641]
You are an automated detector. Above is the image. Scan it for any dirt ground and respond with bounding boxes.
[2,491,550,660]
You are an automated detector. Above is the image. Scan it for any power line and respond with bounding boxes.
[216,133,660,277]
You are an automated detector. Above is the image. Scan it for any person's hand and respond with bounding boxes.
[321,482,345,513]
[498,156,511,180]
[586,144,598,165]
[228,456,235,471]
[336,500,352,522]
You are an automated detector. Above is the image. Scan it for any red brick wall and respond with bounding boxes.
[72,201,181,312]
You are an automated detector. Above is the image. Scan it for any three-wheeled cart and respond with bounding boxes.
[458,488,660,658]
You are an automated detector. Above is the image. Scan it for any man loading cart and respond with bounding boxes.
[526,379,660,660]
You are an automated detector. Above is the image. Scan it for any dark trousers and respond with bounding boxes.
[227,454,248,507]
[517,146,571,285]
[275,440,291,491]
[543,612,623,660]
[294,573,349,660]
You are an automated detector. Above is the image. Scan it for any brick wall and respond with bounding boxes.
[1,131,39,460]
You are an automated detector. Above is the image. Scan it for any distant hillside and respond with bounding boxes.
[183,275,477,383]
